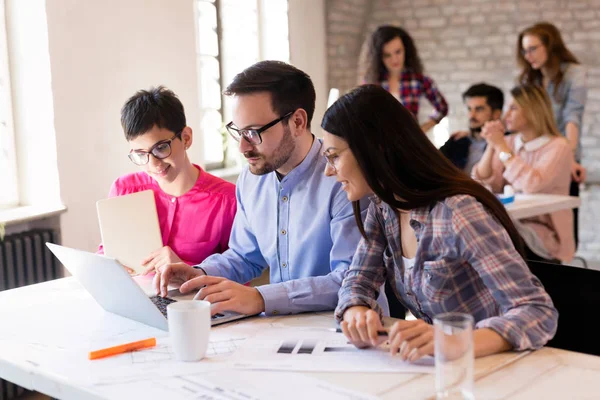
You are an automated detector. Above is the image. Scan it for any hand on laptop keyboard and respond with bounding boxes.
[149,296,225,320]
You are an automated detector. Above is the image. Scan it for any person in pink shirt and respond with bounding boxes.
[98,86,237,269]
[472,84,574,263]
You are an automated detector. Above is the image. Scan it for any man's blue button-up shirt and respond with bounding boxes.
[199,137,372,315]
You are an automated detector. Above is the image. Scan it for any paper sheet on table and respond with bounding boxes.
[229,327,434,373]
[96,370,379,400]
[78,319,296,385]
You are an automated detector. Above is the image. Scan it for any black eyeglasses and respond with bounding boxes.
[128,133,181,166]
[226,111,294,145]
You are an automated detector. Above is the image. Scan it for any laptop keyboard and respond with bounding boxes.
[149,295,226,320]
[150,295,177,317]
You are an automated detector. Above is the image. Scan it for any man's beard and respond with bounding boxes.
[245,125,295,175]
[469,118,483,134]
[470,126,512,136]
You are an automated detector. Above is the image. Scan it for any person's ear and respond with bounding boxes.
[180,126,193,149]
[492,109,502,121]
[288,109,308,136]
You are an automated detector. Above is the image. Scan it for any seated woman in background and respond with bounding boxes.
[472,84,574,263]
[361,25,448,133]
[98,86,237,270]
[321,85,557,362]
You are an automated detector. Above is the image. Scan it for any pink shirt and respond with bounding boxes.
[473,134,574,262]
[98,164,237,265]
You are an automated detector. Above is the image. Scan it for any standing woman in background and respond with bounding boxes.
[361,25,448,133]
[518,21,587,247]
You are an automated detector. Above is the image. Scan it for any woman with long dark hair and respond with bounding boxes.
[361,25,448,133]
[321,85,557,362]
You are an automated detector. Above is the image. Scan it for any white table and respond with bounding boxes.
[1,278,598,400]
[505,194,580,220]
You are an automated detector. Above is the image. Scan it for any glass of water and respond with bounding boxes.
[434,312,475,400]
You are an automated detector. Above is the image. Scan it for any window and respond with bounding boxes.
[432,117,449,149]
[0,0,18,209]
[195,0,289,170]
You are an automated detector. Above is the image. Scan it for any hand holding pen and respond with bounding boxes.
[340,306,388,348]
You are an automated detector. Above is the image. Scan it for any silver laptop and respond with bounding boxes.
[46,243,252,331]
[96,190,163,275]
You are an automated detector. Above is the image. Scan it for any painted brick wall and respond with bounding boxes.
[326,0,600,262]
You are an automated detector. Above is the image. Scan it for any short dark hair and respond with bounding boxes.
[461,83,504,111]
[224,60,316,129]
[121,86,186,141]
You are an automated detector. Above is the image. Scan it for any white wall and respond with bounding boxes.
[40,0,201,252]
[288,0,327,136]
[5,0,325,253]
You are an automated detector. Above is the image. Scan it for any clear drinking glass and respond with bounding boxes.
[434,312,475,400]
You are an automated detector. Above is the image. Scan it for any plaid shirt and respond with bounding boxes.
[336,195,558,351]
[381,71,448,123]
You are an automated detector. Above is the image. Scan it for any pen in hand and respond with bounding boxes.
[332,327,388,336]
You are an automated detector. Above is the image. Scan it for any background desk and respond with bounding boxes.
[505,194,581,220]
[0,278,598,399]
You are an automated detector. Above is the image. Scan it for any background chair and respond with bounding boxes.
[527,260,600,356]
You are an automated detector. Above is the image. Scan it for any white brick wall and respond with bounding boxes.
[326,0,600,262]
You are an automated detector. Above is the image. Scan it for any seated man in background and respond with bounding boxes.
[440,83,504,174]
[152,61,386,317]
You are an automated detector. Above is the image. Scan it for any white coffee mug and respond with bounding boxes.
[167,300,211,362]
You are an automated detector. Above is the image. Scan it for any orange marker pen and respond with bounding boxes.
[89,337,156,360]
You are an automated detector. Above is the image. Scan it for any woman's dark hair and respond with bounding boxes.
[517,21,579,101]
[362,25,424,84]
[321,84,524,257]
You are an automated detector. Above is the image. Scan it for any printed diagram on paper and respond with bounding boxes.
[230,327,435,373]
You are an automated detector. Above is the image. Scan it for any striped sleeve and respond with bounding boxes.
[422,75,449,123]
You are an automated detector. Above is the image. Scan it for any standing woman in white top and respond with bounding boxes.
[517,22,587,247]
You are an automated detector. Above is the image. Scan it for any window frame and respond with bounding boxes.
[0,0,19,209]
[196,0,289,171]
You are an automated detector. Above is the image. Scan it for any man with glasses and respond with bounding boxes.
[154,61,387,318]
[98,86,237,270]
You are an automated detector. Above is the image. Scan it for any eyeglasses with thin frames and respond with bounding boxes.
[323,147,349,172]
[128,132,181,166]
[521,45,541,56]
[226,111,294,145]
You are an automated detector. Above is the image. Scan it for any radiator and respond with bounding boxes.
[0,229,61,291]
[0,228,62,400]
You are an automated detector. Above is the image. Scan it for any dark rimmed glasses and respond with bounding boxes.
[226,111,294,145]
[128,132,181,166]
